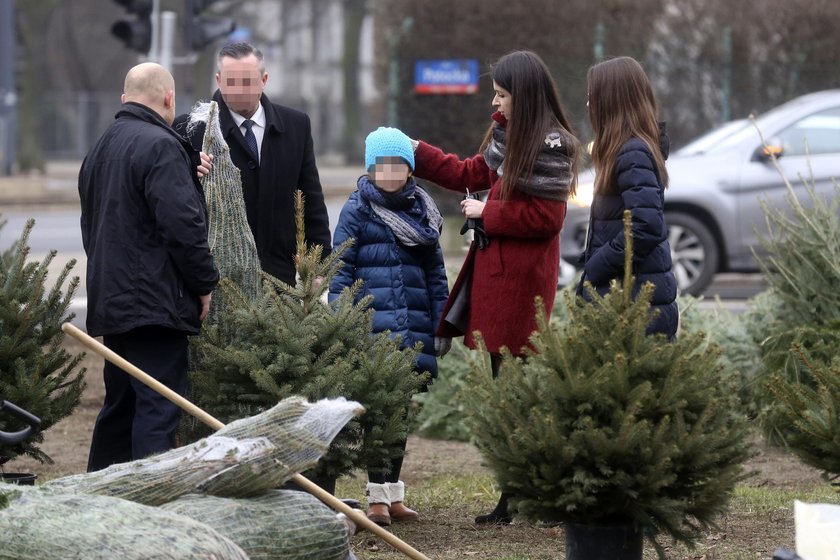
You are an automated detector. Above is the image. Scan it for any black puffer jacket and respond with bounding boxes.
[577,137,679,338]
[79,102,219,337]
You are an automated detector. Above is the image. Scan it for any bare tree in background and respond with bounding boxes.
[342,0,366,162]
[16,0,62,171]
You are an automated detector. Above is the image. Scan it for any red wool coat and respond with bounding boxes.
[414,141,567,356]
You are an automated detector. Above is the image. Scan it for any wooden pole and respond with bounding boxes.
[62,322,431,560]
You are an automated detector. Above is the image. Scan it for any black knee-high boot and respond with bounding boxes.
[475,492,513,524]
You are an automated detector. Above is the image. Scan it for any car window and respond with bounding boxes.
[706,95,839,154]
[776,107,840,156]
[675,119,750,155]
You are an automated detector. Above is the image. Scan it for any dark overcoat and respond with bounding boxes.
[174,90,331,285]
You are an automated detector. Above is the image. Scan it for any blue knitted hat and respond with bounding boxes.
[365,127,415,172]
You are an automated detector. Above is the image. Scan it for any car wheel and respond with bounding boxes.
[666,212,719,296]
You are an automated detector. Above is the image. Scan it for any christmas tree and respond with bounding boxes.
[190,194,421,485]
[752,149,840,442]
[0,218,86,465]
[770,346,840,483]
[462,212,751,553]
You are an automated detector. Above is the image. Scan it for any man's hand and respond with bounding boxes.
[199,293,212,321]
[197,152,213,178]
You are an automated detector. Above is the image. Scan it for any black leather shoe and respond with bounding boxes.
[475,492,512,525]
[474,511,513,525]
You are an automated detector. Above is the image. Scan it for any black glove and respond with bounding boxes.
[460,193,490,250]
[460,218,490,250]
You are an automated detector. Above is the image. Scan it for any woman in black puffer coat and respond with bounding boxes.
[577,56,679,339]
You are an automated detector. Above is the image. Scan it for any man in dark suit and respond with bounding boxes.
[174,42,331,286]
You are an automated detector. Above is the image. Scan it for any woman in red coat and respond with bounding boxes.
[411,50,579,524]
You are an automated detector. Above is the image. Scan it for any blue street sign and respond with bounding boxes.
[414,59,479,94]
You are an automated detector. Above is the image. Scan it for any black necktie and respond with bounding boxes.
[242,119,259,161]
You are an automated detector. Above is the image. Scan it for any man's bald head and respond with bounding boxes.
[122,63,177,124]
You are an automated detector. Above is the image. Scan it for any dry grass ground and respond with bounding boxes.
[3,338,839,559]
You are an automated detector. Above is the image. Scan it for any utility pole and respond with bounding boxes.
[159,11,177,73]
[0,0,16,175]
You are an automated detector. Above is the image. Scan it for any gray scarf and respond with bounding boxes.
[358,175,443,246]
[371,187,443,246]
[483,124,574,201]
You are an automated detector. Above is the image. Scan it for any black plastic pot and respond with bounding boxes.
[1,472,38,486]
[565,522,643,560]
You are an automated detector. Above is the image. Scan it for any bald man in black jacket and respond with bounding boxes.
[79,62,219,471]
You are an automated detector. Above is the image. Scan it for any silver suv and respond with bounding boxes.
[561,89,840,295]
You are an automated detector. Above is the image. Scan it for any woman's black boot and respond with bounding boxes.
[475,492,513,524]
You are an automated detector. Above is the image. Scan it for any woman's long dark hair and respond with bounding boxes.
[480,50,579,199]
[587,56,669,195]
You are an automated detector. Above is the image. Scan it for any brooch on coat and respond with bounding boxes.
[544,132,563,149]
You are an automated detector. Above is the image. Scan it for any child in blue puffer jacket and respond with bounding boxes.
[328,127,450,527]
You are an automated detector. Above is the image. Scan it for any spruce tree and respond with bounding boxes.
[753,155,840,441]
[191,194,421,483]
[462,212,752,553]
[0,218,86,465]
[771,346,840,483]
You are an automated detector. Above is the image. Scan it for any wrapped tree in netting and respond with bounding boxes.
[162,490,351,560]
[187,101,260,316]
[0,217,85,466]
[45,396,362,505]
[0,485,249,560]
[752,147,840,441]
[462,212,752,554]
[184,98,421,485]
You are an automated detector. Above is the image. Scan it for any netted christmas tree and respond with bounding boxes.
[184,101,421,484]
[462,212,752,554]
[186,101,261,327]
[0,218,86,465]
[751,140,840,442]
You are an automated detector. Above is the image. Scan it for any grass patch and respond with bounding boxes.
[339,472,840,559]
[732,485,840,515]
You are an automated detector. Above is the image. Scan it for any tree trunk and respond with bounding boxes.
[342,0,365,164]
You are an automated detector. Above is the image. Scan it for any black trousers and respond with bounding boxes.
[87,326,188,472]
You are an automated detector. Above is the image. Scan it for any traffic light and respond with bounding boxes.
[111,0,153,54]
[184,0,236,52]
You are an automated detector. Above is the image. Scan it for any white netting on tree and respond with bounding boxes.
[188,100,261,311]
[0,485,249,559]
[45,397,363,505]
[162,490,351,560]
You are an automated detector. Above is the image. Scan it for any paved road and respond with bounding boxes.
[1,202,764,329]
